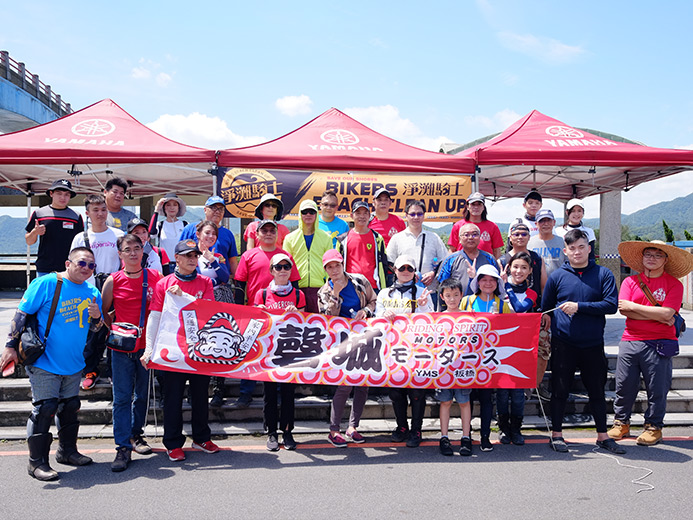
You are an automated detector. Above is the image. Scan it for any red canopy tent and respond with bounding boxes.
[0,98,216,197]
[452,110,693,201]
[218,107,475,173]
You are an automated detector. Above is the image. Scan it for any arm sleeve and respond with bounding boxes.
[540,276,557,313]
[211,256,230,285]
[504,283,534,313]
[578,269,618,316]
[144,311,162,358]
[25,212,37,232]
[148,213,159,236]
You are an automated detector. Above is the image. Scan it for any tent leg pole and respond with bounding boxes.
[26,189,32,289]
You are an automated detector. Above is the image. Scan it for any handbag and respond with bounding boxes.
[18,274,63,366]
[106,270,148,353]
[644,339,680,358]
[638,274,686,339]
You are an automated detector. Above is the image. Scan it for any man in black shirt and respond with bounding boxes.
[25,179,84,276]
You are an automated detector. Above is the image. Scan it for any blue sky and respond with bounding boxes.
[2,0,692,222]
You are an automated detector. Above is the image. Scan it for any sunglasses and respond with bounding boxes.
[73,260,96,270]
[321,202,337,208]
[263,202,279,209]
[407,212,424,218]
[301,209,317,215]
[512,232,529,237]
[397,265,415,272]
[272,263,292,271]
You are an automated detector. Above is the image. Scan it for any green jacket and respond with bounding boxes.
[283,223,333,288]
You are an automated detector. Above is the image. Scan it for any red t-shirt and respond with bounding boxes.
[620,272,683,341]
[243,220,291,248]
[111,269,163,351]
[369,213,405,246]
[253,286,306,310]
[151,273,214,312]
[234,247,300,305]
[449,219,504,256]
[345,230,378,289]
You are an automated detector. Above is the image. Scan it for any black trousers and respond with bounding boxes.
[162,371,211,450]
[550,338,608,433]
[263,382,295,434]
[389,388,427,432]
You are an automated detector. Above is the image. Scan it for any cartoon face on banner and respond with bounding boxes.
[151,297,540,389]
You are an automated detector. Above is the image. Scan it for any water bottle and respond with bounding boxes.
[491,300,498,314]
[415,270,425,289]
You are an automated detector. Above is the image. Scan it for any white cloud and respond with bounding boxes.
[343,105,450,151]
[131,66,151,79]
[464,109,521,132]
[155,72,172,87]
[497,32,584,64]
[275,95,313,117]
[147,113,266,149]
[131,57,174,87]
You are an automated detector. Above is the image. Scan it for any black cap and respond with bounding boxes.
[174,239,201,255]
[126,217,148,233]
[46,179,76,198]
[524,190,542,203]
[351,200,370,212]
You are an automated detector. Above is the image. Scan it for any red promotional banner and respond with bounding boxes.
[149,294,540,389]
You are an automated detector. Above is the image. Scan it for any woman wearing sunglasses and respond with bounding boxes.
[284,199,334,312]
[244,193,290,249]
[376,254,434,448]
[253,253,306,452]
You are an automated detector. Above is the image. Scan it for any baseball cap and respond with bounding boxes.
[174,239,201,255]
[524,190,542,203]
[536,209,555,222]
[566,198,585,211]
[373,187,392,199]
[510,220,530,233]
[205,196,225,207]
[322,249,344,267]
[270,253,293,267]
[46,179,76,198]
[394,255,417,270]
[299,199,319,212]
[467,192,485,204]
[351,200,370,212]
[126,217,149,233]
[257,219,278,230]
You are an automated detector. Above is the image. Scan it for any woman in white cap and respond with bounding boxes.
[460,264,513,453]
[149,193,188,262]
[244,193,290,249]
[554,198,596,259]
[376,254,433,448]
[318,249,377,447]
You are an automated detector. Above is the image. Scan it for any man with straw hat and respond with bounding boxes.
[608,240,693,446]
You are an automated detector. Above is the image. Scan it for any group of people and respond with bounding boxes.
[1,179,691,481]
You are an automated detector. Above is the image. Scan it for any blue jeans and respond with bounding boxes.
[111,349,149,449]
[496,389,525,417]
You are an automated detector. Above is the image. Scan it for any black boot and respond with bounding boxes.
[28,433,59,481]
[55,423,92,466]
[510,415,525,445]
[497,414,511,444]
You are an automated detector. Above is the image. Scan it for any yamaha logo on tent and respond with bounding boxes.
[545,126,584,139]
[320,129,360,145]
[71,119,116,137]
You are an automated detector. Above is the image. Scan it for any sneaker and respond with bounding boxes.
[192,440,220,454]
[439,437,453,456]
[230,395,252,409]
[607,420,630,440]
[480,435,493,452]
[345,430,365,444]
[498,430,511,445]
[459,437,473,456]
[131,435,153,455]
[597,437,626,454]
[328,432,348,448]
[282,432,297,450]
[209,392,224,408]
[266,433,279,452]
[111,446,131,472]
[636,424,662,446]
[406,430,422,448]
[80,372,99,391]
[391,426,410,443]
[549,436,569,453]
[167,447,186,461]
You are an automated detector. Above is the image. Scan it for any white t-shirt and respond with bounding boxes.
[159,220,185,260]
[70,226,124,284]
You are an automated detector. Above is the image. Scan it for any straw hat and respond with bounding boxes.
[618,240,693,279]
[156,193,187,217]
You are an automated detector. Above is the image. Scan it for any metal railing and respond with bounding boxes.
[0,50,71,117]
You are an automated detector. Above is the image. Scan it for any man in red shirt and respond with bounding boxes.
[368,188,405,247]
[101,234,162,471]
[338,201,387,291]
[142,239,220,462]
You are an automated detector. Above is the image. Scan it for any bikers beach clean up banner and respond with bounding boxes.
[217,167,471,222]
[149,293,540,389]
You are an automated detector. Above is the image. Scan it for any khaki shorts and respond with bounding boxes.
[538,329,552,361]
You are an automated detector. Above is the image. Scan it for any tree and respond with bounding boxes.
[662,220,675,243]
[685,230,693,241]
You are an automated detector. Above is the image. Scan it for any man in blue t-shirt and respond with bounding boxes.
[318,189,350,247]
[179,196,238,274]
[1,247,103,481]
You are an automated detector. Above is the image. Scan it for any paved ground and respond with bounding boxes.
[1,428,692,519]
